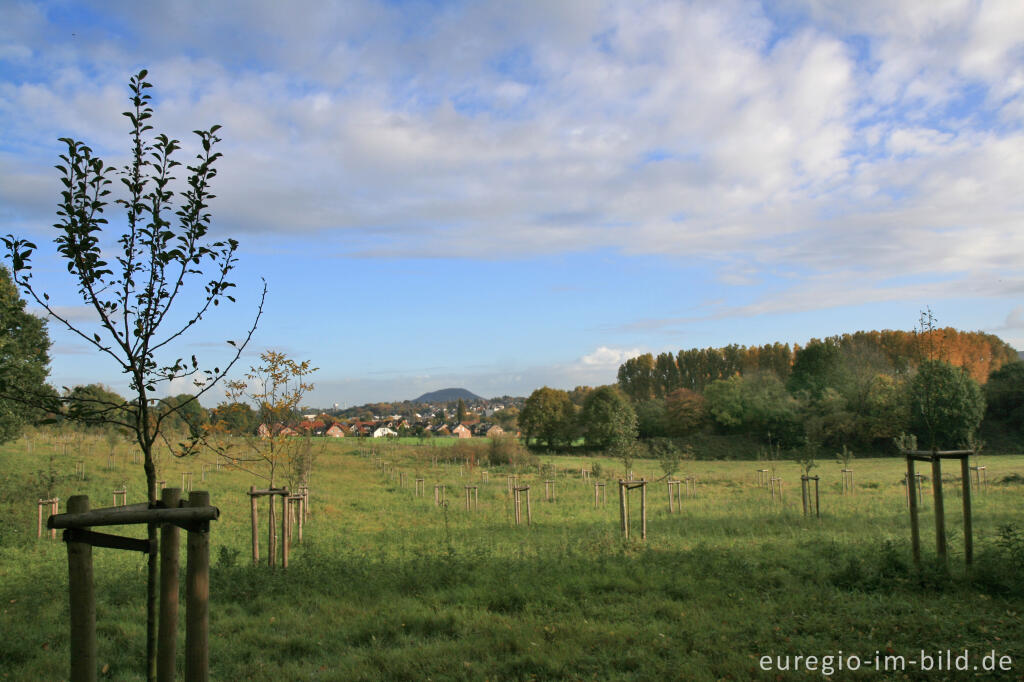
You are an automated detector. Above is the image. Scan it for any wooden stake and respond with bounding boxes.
[66,495,96,682]
[249,486,259,565]
[907,455,920,565]
[157,488,181,682]
[185,491,210,682]
[961,455,973,565]
[932,455,946,564]
[640,478,646,540]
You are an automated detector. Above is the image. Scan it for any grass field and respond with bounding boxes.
[1,433,1023,680]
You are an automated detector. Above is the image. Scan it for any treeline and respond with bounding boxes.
[618,329,1016,401]
[614,328,1021,455]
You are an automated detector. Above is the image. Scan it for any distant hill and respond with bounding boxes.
[413,388,482,403]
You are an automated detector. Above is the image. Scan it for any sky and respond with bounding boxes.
[2,0,1024,408]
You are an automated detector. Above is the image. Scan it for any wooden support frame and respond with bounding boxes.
[618,479,647,540]
[512,486,532,525]
[50,491,218,681]
[684,475,697,499]
[755,469,769,487]
[286,495,305,544]
[581,469,591,481]
[112,489,127,507]
[769,477,783,502]
[38,497,59,539]
[969,465,987,494]
[246,487,290,568]
[480,470,489,481]
[800,475,820,518]
[464,485,479,511]
[506,474,519,493]
[841,469,854,495]
[904,473,925,508]
[903,449,974,566]
[544,479,556,502]
[666,480,681,513]
[434,484,446,506]
[181,471,193,493]
[594,482,606,508]
[75,461,86,480]
[414,478,425,497]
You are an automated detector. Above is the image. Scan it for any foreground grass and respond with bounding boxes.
[1,435,1023,680]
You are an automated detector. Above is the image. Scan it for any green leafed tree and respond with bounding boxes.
[985,361,1024,431]
[2,70,263,680]
[579,385,638,453]
[519,386,575,450]
[908,360,985,450]
[0,264,53,442]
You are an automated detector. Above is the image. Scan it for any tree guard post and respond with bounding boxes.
[841,469,854,495]
[185,490,211,682]
[512,486,531,525]
[769,477,782,502]
[618,479,647,540]
[931,454,946,563]
[756,469,768,487]
[113,488,127,507]
[969,465,986,493]
[66,495,96,682]
[157,487,181,682]
[800,475,820,518]
[903,450,974,567]
[594,481,606,508]
[249,486,259,565]
[464,485,478,511]
[545,479,555,502]
[906,456,921,564]
[415,478,425,497]
[666,480,677,512]
[38,498,59,539]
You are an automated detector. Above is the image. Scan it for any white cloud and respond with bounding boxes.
[3,0,1024,322]
[579,346,645,367]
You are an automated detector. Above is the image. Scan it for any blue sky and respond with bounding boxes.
[2,0,1024,407]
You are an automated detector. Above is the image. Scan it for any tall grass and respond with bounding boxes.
[1,432,1022,680]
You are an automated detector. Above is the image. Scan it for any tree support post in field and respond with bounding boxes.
[157,487,180,682]
[769,477,783,503]
[800,475,820,518]
[51,491,219,681]
[38,497,59,539]
[464,485,478,511]
[618,479,647,540]
[544,479,555,502]
[434,484,446,506]
[512,486,531,525]
[902,450,974,567]
[969,465,986,493]
[594,481,606,508]
[415,478,425,497]
[841,469,854,495]
[247,488,289,567]
[666,480,680,513]
[113,489,127,507]
[684,475,697,499]
[755,469,769,487]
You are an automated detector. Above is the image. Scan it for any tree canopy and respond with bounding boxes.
[0,264,52,443]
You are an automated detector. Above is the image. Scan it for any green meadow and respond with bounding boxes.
[1,434,1023,680]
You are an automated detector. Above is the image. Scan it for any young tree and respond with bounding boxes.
[0,264,53,442]
[226,351,316,566]
[2,70,263,680]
